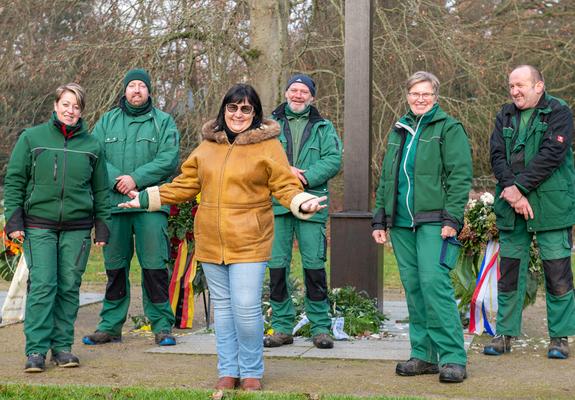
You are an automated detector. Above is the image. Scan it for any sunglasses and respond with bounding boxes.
[226,103,254,115]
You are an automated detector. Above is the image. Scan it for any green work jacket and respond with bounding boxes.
[490,93,575,232]
[270,103,342,223]
[92,101,180,214]
[373,105,472,230]
[4,113,111,242]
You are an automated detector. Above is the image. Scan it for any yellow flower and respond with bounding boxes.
[196,193,201,204]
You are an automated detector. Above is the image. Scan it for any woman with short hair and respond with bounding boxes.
[4,83,111,372]
[372,71,472,383]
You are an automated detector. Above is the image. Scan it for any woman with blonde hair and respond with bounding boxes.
[4,83,111,372]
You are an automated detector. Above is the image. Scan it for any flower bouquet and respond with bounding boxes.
[0,230,22,282]
[454,192,542,325]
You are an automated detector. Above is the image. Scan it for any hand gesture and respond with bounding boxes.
[300,195,327,212]
[118,190,141,208]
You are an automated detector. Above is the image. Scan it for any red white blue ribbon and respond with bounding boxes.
[469,240,500,335]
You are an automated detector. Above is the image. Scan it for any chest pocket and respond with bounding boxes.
[526,114,549,162]
[136,134,159,158]
[305,144,321,164]
[383,142,400,178]
[104,136,126,158]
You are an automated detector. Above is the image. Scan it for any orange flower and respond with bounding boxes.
[2,231,22,256]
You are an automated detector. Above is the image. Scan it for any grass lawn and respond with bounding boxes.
[0,383,422,400]
[83,244,403,289]
[83,246,142,284]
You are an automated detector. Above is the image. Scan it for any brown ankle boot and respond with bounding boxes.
[240,378,262,391]
[215,376,239,390]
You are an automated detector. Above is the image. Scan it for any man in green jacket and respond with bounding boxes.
[83,69,180,346]
[264,74,342,349]
[486,65,575,359]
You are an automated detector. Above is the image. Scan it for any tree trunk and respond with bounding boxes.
[248,0,288,114]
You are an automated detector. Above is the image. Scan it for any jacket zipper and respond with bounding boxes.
[396,119,422,227]
[410,118,422,228]
[217,143,235,263]
[58,139,69,223]
[390,132,408,227]
[26,159,37,210]
[53,154,58,181]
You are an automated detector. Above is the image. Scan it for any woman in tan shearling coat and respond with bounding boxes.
[120,84,325,392]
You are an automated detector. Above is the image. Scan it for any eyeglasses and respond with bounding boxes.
[226,103,254,115]
[407,92,436,100]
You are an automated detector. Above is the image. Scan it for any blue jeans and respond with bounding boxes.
[202,262,266,378]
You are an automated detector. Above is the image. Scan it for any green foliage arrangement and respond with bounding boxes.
[167,201,197,266]
[262,278,387,338]
[329,287,387,337]
[166,198,207,295]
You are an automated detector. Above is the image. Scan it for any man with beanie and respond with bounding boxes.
[264,74,342,349]
[83,69,180,346]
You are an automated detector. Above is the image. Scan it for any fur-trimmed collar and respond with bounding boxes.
[201,118,280,145]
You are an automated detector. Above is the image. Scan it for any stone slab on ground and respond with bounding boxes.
[147,300,473,361]
[0,292,104,327]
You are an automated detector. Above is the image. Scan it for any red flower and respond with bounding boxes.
[170,205,180,217]
[191,205,199,217]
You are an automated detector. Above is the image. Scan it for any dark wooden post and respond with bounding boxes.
[330,0,384,310]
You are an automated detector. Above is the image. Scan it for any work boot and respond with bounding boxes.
[548,337,569,359]
[395,358,439,376]
[52,351,80,368]
[82,331,121,345]
[263,332,293,348]
[155,331,177,346]
[312,333,334,349]
[483,334,513,356]
[240,378,262,391]
[24,353,46,373]
[439,363,467,383]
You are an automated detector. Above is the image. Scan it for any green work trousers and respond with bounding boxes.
[498,218,575,337]
[23,228,92,356]
[268,215,331,336]
[390,224,467,366]
[97,212,174,335]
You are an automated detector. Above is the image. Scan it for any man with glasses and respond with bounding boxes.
[83,69,180,347]
[264,74,342,349]
[486,65,575,359]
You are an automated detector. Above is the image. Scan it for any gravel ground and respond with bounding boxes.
[0,283,573,399]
